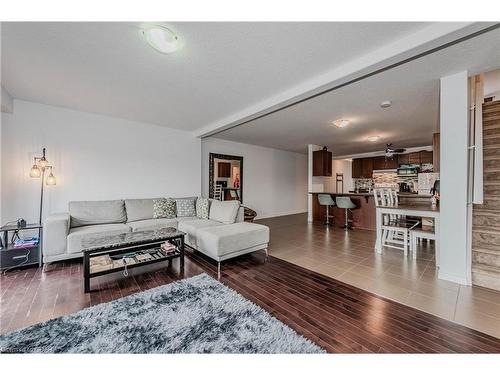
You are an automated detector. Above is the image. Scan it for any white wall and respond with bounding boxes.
[1,86,14,114]
[1,100,201,224]
[439,71,470,285]
[202,138,307,219]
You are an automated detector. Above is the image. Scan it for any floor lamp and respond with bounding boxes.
[29,148,57,224]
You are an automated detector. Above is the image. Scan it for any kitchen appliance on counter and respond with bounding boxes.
[397,166,419,177]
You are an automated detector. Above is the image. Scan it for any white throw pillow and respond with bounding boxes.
[209,200,240,224]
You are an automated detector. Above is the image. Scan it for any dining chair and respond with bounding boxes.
[214,184,223,201]
[373,188,419,255]
[410,225,436,259]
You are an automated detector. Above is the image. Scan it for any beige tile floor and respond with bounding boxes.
[258,213,500,339]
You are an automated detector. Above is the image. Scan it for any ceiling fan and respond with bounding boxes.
[384,143,406,158]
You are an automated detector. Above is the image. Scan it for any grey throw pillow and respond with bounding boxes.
[196,197,209,219]
[175,198,197,217]
[153,198,176,219]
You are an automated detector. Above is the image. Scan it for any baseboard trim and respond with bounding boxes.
[256,210,307,220]
[438,270,470,285]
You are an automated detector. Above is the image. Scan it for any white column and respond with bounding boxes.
[438,71,471,285]
[307,144,323,223]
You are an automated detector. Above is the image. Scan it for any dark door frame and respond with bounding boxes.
[209,153,244,203]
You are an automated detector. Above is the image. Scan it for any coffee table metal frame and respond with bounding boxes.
[83,230,184,293]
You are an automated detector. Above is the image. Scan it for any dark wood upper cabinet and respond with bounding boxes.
[313,149,332,176]
[361,158,373,178]
[419,150,433,164]
[385,155,398,169]
[397,153,409,166]
[372,155,398,170]
[352,158,363,178]
[408,152,421,165]
[217,162,231,178]
[372,156,386,170]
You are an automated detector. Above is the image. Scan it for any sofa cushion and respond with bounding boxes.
[69,200,127,228]
[128,218,178,232]
[176,216,201,223]
[153,198,176,219]
[196,222,269,258]
[175,197,197,217]
[209,200,240,224]
[196,197,210,219]
[125,198,159,222]
[177,219,223,247]
[67,223,131,254]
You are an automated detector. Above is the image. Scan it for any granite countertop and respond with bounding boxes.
[309,192,373,197]
[82,227,185,252]
[309,192,432,198]
[378,203,440,213]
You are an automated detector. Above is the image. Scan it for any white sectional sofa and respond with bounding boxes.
[43,198,269,275]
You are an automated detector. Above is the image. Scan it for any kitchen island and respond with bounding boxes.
[309,192,432,230]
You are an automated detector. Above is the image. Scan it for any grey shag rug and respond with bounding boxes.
[0,273,324,353]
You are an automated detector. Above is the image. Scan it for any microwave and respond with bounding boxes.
[397,166,419,177]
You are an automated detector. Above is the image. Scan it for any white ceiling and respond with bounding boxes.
[214,27,500,155]
[1,22,432,131]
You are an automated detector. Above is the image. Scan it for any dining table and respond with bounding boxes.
[374,203,440,266]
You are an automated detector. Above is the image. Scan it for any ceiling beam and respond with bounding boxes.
[195,22,498,139]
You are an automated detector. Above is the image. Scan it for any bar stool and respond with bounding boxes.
[335,196,356,230]
[318,194,335,226]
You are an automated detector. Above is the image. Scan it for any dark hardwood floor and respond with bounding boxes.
[2,245,500,353]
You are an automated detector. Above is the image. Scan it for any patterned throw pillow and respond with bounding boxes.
[196,197,209,219]
[175,198,197,217]
[153,198,176,219]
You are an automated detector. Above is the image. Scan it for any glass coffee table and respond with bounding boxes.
[82,227,185,293]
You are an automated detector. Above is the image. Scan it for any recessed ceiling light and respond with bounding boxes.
[344,158,353,162]
[380,100,392,108]
[332,119,350,128]
[367,136,380,142]
[141,26,180,54]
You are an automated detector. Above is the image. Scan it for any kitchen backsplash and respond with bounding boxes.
[353,178,374,191]
[373,171,398,188]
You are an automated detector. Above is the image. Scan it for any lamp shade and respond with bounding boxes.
[30,164,41,178]
[46,173,57,186]
[38,157,49,168]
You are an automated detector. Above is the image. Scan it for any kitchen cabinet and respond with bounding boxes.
[217,162,231,178]
[313,149,332,176]
[385,156,398,169]
[373,155,398,170]
[352,158,363,178]
[397,153,409,165]
[419,150,433,164]
[372,156,386,170]
[408,152,421,165]
[361,158,373,178]
[352,158,373,178]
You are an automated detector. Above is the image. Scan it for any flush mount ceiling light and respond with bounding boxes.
[332,119,350,128]
[380,100,392,108]
[367,136,380,142]
[141,25,180,54]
